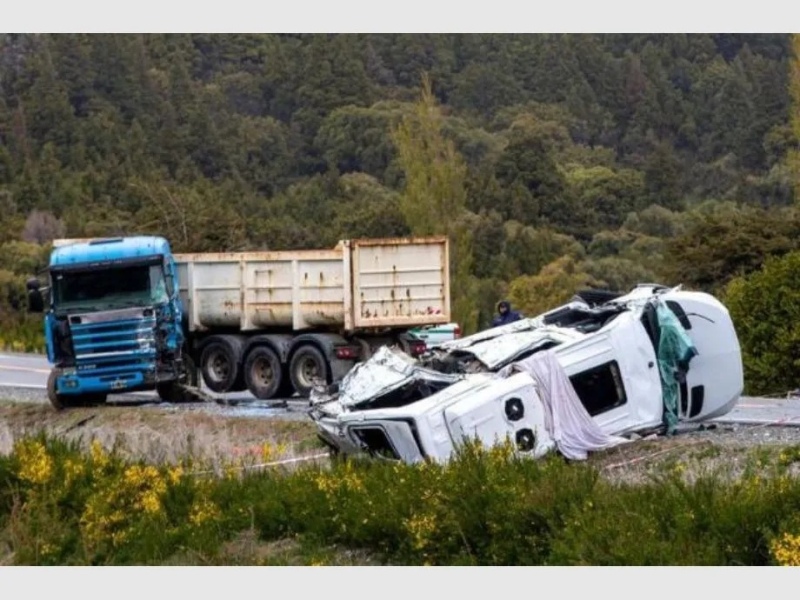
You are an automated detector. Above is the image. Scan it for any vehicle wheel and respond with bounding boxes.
[156,381,183,403]
[47,368,66,410]
[182,349,199,388]
[289,345,329,399]
[244,345,283,400]
[199,337,243,393]
[78,393,107,406]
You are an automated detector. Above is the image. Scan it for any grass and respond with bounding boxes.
[0,401,325,469]
[3,433,800,566]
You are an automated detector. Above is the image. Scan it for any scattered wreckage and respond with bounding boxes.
[308,284,744,464]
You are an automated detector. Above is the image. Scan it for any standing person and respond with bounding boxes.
[492,300,522,327]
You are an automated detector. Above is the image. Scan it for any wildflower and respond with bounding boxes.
[167,465,184,485]
[404,513,437,551]
[771,532,800,566]
[189,498,221,526]
[15,439,53,485]
[63,458,85,487]
[90,440,109,470]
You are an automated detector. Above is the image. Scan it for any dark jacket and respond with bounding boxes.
[491,300,522,327]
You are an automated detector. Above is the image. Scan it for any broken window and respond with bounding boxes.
[351,427,401,460]
[569,360,628,416]
[543,304,626,334]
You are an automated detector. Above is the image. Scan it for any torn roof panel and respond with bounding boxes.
[326,345,463,409]
[449,327,581,370]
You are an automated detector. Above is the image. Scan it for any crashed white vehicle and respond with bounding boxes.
[308,284,744,464]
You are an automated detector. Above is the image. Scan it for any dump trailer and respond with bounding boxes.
[28,236,451,409]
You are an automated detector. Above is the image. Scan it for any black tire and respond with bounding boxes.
[199,337,244,393]
[157,346,200,403]
[47,368,65,410]
[244,345,283,400]
[156,381,183,403]
[289,345,329,399]
[47,370,106,408]
[79,393,107,406]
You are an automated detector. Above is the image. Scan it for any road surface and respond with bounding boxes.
[0,351,309,416]
[2,351,800,426]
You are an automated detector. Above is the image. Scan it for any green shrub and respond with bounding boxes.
[3,434,800,565]
[723,250,800,396]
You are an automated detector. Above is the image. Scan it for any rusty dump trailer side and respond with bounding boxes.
[172,237,451,333]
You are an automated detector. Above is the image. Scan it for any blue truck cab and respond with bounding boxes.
[26,236,195,409]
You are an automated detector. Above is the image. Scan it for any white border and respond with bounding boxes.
[2,2,799,33]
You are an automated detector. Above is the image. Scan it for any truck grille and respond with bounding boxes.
[70,316,157,375]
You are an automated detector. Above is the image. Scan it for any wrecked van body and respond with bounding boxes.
[308,284,744,464]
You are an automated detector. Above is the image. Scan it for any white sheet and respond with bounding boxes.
[497,350,629,460]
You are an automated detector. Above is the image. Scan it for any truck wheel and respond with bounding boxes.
[156,381,183,403]
[199,337,243,393]
[244,345,283,400]
[47,368,66,410]
[289,345,329,399]
[78,393,107,406]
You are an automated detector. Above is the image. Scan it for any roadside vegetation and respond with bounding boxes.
[2,433,800,566]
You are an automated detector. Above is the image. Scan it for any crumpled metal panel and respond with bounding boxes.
[448,327,581,370]
[313,345,463,410]
[435,316,546,351]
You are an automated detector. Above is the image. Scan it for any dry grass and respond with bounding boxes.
[0,401,324,468]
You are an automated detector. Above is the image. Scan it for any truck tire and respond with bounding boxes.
[78,393,108,406]
[156,381,183,403]
[200,336,244,394]
[289,344,329,399]
[157,347,200,403]
[244,345,283,400]
[47,368,66,410]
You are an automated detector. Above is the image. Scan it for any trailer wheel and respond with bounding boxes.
[289,345,329,399]
[244,345,283,400]
[200,337,243,393]
[47,368,66,410]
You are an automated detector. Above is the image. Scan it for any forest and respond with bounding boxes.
[0,33,799,392]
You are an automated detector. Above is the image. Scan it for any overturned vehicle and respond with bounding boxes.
[308,284,744,463]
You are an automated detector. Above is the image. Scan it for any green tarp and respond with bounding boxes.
[655,301,698,434]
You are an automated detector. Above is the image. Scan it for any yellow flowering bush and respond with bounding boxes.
[14,439,54,485]
[771,532,800,566]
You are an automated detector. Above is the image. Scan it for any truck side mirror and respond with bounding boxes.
[26,278,44,313]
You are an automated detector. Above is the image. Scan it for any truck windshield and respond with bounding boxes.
[52,263,169,313]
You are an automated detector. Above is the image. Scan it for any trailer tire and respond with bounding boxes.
[289,345,329,399]
[244,345,283,400]
[199,337,244,394]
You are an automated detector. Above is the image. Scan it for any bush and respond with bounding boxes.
[0,311,45,354]
[723,250,800,396]
[4,435,800,565]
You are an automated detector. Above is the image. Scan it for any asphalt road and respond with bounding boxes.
[2,351,800,426]
[0,351,308,415]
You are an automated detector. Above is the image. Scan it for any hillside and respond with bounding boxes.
[0,34,798,389]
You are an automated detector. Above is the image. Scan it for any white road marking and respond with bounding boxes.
[0,365,51,374]
[0,383,46,389]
